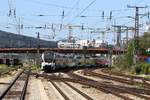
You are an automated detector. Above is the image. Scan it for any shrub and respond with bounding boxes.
[139,63,150,75]
[134,65,142,74]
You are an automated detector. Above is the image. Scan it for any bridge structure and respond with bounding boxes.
[0,48,126,54]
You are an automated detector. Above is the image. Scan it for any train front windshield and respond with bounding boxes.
[42,52,54,63]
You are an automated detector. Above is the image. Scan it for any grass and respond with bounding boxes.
[111,65,137,76]
[146,75,150,79]
[0,62,42,76]
[0,65,13,76]
[0,64,22,76]
[134,83,144,89]
[31,65,41,73]
[26,64,41,73]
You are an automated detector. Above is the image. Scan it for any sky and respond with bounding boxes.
[0,0,150,44]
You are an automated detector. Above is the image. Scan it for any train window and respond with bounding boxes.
[76,57,81,59]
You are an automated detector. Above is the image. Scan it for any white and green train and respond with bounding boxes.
[41,52,109,72]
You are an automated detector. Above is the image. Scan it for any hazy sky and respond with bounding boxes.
[0,0,150,44]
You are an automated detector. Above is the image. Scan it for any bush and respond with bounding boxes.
[30,65,41,73]
[140,63,150,75]
[134,65,141,74]
[134,63,150,75]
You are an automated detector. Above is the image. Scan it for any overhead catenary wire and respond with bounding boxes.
[64,0,80,18]
[7,0,22,34]
[23,0,101,12]
[68,0,97,24]
[1,0,149,42]
[24,0,73,9]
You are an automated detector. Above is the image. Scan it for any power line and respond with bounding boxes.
[23,0,101,12]
[77,0,96,17]
[136,0,144,4]
[68,0,97,23]
[64,0,80,18]
[24,0,73,9]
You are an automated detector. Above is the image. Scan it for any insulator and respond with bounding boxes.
[102,11,104,19]
[81,24,84,30]
[8,9,11,17]
[80,15,86,17]
[21,24,23,29]
[51,24,54,30]
[38,14,44,16]
[14,9,16,18]
[60,24,62,30]
[109,11,112,20]
[62,10,64,19]
[44,24,47,29]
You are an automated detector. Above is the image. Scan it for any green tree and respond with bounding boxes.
[125,41,134,67]
[139,32,150,49]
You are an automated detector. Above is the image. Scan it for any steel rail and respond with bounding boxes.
[50,80,70,100]
[20,69,31,100]
[68,72,150,100]
[50,73,94,100]
[32,72,150,100]
[0,70,24,99]
[101,68,150,81]
[63,81,94,100]
[100,68,150,89]
[35,73,133,100]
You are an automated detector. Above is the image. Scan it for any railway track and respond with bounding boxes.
[0,69,30,100]
[32,68,150,100]
[34,72,133,100]
[81,68,150,99]
[64,82,94,100]
[101,68,150,81]
[83,68,149,87]
[51,73,94,100]
[100,68,150,89]
[67,71,150,100]
[50,80,70,100]
[69,73,132,100]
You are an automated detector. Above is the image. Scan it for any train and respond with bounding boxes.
[41,52,109,72]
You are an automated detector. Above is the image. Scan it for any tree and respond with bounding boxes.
[125,41,134,67]
[139,32,150,49]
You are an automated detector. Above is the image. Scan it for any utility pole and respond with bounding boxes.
[37,32,40,53]
[90,30,106,43]
[36,32,40,66]
[18,18,21,35]
[127,5,147,37]
[68,26,72,43]
[67,25,83,42]
[90,27,111,44]
[127,5,148,64]
[122,26,134,47]
[113,25,134,50]
[113,25,122,48]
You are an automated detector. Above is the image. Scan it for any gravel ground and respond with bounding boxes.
[0,69,145,100]
[54,81,87,100]
[42,80,65,100]
[26,77,49,100]
[74,70,145,100]
[68,82,122,100]
[77,70,140,88]
[0,76,12,95]
[0,70,19,96]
